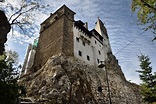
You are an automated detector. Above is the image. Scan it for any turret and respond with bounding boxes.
[33,5,76,71]
[95,18,112,56]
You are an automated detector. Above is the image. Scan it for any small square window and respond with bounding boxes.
[98,50,101,55]
[78,51,82,56]
[82,42,85,46]
[76,37,79,42]
[87,55,90,61]
[97,58,99,63]
[95,40,97,44]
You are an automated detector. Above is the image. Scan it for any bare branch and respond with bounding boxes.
[10,4,37,25]
[11,21,30,25]
[8,7,23,21]
[16,23,26,36]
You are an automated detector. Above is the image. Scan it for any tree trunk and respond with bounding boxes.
[0,10,11,55]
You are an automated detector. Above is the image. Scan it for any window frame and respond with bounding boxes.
[76,37,79,42]
[98,50,101,55]
[82,41,85,46]
[97,58,99,64]
[78,50,82,56]
[87,55,90,61]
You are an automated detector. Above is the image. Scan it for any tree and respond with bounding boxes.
[131,0,156,35]
[137,54,156,103]
[0,51,26,104]
[0,0,44,36]
[0,10,11,55]
[0,0,49,54]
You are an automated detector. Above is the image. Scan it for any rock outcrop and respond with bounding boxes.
[0,10,11,55]
[19,53,144,104]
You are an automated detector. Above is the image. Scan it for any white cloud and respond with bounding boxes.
[5,0,156,84]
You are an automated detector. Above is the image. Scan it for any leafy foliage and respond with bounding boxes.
[137,54,156,103]
[0,51,26,104]
[131,0,156,34]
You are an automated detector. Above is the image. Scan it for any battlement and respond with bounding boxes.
[40,5,75,33]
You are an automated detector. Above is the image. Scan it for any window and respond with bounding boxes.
[87,55,90,61]
[98,86,102,93]
[78,51,82,56]
[82,42,85,46]
[98,50,101,55]
[97,58,99,63]
[76,37,79,42]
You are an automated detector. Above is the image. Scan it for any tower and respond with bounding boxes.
[33,5,76,71]
[95,18,112,55]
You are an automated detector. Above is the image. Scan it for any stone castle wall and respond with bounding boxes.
[33,16,64,71]
[62,15,74,56]
[33,5,75,71]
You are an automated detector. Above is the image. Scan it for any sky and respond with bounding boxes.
[2,0,156,84]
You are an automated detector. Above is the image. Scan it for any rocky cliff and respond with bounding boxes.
[19,53,144,104]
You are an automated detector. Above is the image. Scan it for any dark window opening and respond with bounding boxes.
[83,42,85,46]
[98,50,101,55]
[39,64,42,68]
[76,37,79,42]
[97,58,99,63]
[98,86,102,93]
[54,15,58,20]
[78,51,82,56]
[95,40,97,44]
[87,55,90,61]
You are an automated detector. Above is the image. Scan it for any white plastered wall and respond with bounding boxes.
[73,26,106,66]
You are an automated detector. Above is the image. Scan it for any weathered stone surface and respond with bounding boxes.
[33,5,75,71]
[0,10,11,55]
[19,53,145,104]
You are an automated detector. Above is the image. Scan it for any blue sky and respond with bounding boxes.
[3,0,156,84]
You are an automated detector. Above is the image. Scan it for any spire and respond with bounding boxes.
[95,18,108,38]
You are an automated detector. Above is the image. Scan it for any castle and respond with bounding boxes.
[21,5,112,75]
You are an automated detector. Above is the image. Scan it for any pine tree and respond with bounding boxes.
[0,51,26,104]
[137,54,156,103]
